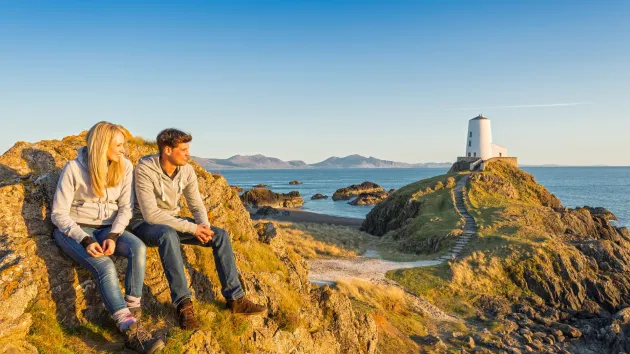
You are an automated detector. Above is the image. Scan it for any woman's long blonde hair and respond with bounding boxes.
[86,122,130,198]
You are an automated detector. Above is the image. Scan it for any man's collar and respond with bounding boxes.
[162,166,180,180]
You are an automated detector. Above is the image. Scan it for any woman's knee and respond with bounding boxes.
[131,240,147,266]
[129,236,147,257]
[92,256,118,280]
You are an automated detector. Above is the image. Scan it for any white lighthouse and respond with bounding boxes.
[465,114,507,160]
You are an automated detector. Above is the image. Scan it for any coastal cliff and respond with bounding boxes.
[363,159,630,353]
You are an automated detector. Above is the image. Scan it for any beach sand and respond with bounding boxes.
[247,207,364,228]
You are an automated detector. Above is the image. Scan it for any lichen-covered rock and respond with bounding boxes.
[254,222,277,244]
[0,133,377,353]
[332,182,384,201]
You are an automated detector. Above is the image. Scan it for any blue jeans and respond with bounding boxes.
[132,220,245,306]
[53,226,147,315]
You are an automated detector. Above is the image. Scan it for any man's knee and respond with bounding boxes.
[158,226,180,246]
[212,227,229,244]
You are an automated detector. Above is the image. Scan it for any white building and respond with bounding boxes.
[465,114,507,160]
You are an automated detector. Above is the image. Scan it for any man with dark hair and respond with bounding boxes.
[130,128,266,330]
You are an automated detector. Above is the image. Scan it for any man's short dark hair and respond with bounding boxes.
[156,128,193,153]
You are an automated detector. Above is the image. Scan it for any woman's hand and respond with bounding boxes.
[102,239,116,256]
[86,242,105,257]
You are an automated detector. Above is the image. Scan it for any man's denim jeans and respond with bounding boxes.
[132,219,245,306]
[53,226,147,315]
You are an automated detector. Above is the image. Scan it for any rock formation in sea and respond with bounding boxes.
[241,188,304,208]
[332,181,384,201]
[348,191,389,206]
[311,193,329,200]
[0,132,376,353]
[289,180,302,185]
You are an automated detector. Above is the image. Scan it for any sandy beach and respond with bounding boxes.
[248,207,364,228]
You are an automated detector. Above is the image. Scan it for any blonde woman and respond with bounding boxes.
[51,122,164,354]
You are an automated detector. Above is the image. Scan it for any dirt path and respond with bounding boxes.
[308,249,461,323]
[308,252,441,285]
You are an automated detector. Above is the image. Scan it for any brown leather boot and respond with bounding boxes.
[227,297,267,316]
[177,299,200,330]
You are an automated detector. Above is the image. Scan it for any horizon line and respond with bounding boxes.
[444,102,593,111]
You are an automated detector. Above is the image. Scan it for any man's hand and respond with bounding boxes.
[86,242,105,258]
[102,239,116,256]
[194,224,214,244]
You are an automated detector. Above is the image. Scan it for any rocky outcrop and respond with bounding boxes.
[241,189,304,208]
[453,160,630,353]
[253,183,268,188]
[311,193,329,200]
[332,182,384,201]
[289,180,302,185]
[362,176,456,236]
[348,191,389,206]
[230,185,243,193]
[0,133,376,353]
[255,206,280,216]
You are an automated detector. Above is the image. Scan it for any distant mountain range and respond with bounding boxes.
[193,154,451,170]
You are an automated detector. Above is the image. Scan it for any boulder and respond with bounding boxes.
[311,193,329,200]
[254,222,277,244]
[241,189,304,208]
[289,180,302,185]
[332,181,384,201]
[348,191,389,206]
[255,206,280,216]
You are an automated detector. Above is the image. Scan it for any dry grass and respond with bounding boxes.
[334,279,429,354]
[336,279,407,313]
[26,299,120,353]
[274,221,374,259]
[273,221,440,262]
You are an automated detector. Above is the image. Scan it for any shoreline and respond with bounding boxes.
[247,207,364,228]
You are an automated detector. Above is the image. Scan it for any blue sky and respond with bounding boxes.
[1,1,629,165]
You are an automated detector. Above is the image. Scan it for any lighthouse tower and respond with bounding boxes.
[465,114,507,160]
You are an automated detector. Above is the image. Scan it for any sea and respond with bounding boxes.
[215,167,630,228]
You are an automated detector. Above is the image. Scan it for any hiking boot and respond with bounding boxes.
[123,322,164,354]
[227,297,267,316]
[177,299,200,330]
[129,307,142,320]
